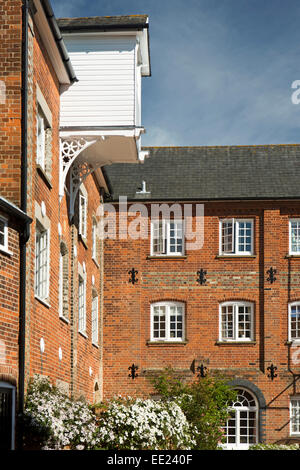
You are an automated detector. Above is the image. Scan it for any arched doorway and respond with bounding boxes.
[224,388,258,450]
[0,382,15,450]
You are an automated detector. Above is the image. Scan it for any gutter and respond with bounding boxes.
[39,0,78,84]
[18,0,30,446]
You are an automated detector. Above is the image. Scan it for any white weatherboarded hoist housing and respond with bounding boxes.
[57,15,151,216]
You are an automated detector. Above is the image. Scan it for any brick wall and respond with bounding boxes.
[103,200,300,443]
[0,0,22,206]
[24,16,103,403]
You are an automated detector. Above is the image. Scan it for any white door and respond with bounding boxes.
[223,388,258,450]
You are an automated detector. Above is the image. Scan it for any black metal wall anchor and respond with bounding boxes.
[197,269,207,285]
[128,364,139,380]
[267,363,278,380]
[197,364,208,378]
[267,267,277,284]
[128,268,138,285]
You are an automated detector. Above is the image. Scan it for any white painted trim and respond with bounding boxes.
[290,396,300,436]
[0,215,9,252]
[219,301,254,342]
[219,218,253,256]
[289,219,300,255]
[150,301,185,342]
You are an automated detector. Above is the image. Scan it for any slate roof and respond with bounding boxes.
[102,145,300,201]
[57,15,149,32]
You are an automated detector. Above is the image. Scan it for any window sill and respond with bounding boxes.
[79,234,88,250]
[0,246,13,257]
[36,164,52,189]
[35,296,51,308]
[146,340,188,346]
[78,330,88,339]
[92,257,100,268]
[215,341,256,346]
[285,255,300,259]
[216,255,256,259]
[285,340,300,345]
[92,342,99,349]
[146,255,187,260]
[59,315,70,325]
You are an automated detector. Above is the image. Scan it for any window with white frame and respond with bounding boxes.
[151,220,184,256]
[92,218,97,261]
[35,222,49,301]
[219,301,254,342]
[79,192,87,239]
[0,217,8,251]
[289,303,300,342]
[78,274,86,334]
[224,389,258,449]
[92,292,98,345]
[36,107,46,170]
[151,302,185,342]
[289,219,300,255]
[290,397,300,435]
[220,219,253,255]
[59,242,69,321]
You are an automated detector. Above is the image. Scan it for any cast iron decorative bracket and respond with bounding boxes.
[267,363,278,380]
[129,268,138,285]
[197,269,207,285]
[197,364,208,378]
[267,267,277,284]
[128,364,139,380]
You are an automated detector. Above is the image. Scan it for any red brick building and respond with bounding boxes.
[102,145,300,449]
[0,1,151,449]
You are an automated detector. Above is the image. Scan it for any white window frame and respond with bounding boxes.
[150,220,184,256]
[219,301,254,342]
[78,274,86,335]
[0,216,9,252]
[92,294,99,345]
[79,192,87,239]
[92,218,97,261]
[290,397,300,435]
[150,301,185,342]
[36,107,46,170]
[219,218,253,256]
[35,222,50,302]
[289,219,300,255]
[223,388,258,450]
[288,302,300,343]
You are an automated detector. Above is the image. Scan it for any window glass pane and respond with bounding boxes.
[291,221,300,253]
[35,227,48,299]
[237,221,252,253]
[291,399,300,434]
[0,220,5,247]
[290,305,300,339]
[222,220,234,253]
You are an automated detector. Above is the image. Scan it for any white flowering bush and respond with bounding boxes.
[95,397,197,450]
[23,376,100,450]
[250,443,300,450]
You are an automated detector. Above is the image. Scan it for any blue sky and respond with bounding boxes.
[52,0,300,146]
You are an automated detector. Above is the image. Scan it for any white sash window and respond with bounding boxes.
[220,219,253,255]
[151,220,184,256]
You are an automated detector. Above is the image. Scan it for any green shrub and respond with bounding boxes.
[152,368,237,450]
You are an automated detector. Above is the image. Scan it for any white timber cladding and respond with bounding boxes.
[60,34,139,127]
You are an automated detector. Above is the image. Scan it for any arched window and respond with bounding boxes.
[150,301,185,342]
[224,388,258,449]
